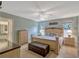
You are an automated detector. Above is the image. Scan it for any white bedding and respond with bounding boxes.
[33,35,56,40]
[59,37,64,46]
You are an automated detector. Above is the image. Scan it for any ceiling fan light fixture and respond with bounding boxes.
[39,14,48,21]
[40,17,45,21]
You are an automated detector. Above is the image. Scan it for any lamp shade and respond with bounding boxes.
[67,30,72,36]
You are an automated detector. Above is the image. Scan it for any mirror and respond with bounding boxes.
[0,21,8,35]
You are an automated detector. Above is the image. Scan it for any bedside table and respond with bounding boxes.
[64,37,75,47]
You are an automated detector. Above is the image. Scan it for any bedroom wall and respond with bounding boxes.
[38,16,78,48]
[0,11,38,43]
[38,17,77,36]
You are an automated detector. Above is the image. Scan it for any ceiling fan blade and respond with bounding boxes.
[43,3,65,13]
[33,2,45,13]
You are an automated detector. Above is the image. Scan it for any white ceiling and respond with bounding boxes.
[0,1,79,22]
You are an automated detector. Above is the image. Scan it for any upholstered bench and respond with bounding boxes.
[28,41,49,57]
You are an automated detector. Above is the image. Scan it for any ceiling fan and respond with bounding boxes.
[33,2,49,21]
[34,2,55,21]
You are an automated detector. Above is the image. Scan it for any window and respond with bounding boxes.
[64,22,72,37]
[40,26,45,35]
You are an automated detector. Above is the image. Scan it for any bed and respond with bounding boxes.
[32,27,64,54]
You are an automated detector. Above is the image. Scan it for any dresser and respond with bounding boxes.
[18,30,28,45]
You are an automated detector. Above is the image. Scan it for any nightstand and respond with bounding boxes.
[64,37,75,47]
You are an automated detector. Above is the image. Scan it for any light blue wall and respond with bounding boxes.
[0,11,38,43]
[38,21,48,34]
[38,16,78,35]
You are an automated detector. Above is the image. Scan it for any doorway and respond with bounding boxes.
[0,17,13,48]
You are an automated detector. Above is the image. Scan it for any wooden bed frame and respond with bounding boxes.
[45,27,63,36]
[32,27,63,55]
